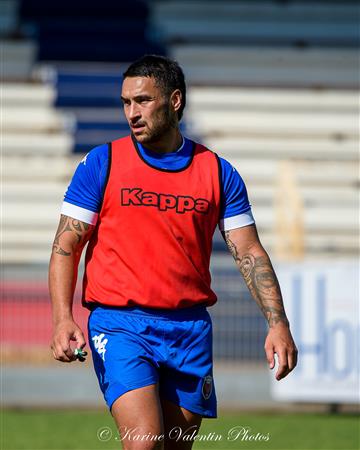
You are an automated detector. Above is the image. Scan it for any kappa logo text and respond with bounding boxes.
[121,188,210,214]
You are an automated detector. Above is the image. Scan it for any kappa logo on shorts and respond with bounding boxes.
[202,375,213,400]
[92,333,108,361]
[121,188,210,214]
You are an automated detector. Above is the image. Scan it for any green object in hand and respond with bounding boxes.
[74,348,88,362]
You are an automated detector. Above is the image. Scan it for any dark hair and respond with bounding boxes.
[123,54,186,121]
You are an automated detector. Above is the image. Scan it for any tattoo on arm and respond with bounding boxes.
[224,231,289,328]
[52,215,91,257]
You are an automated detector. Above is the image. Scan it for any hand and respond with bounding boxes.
[51,318,86,363]
[264,323,298,380]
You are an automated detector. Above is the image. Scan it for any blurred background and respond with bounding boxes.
[1,0,359,449]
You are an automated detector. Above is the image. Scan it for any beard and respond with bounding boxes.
[138,102,177,145]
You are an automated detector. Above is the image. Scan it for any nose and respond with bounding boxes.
[127,102,141,123]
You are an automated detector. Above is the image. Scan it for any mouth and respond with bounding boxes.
[131,124,146,134]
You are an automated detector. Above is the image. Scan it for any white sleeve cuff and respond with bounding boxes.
[219,210,255,231]
[61,202,98,225]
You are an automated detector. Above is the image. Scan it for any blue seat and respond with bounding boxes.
[19,0,165,61]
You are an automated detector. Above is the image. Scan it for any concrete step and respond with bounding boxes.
[2,249,54,265]
[261,231,358,253]
[173,46,358,68]
[3,229,55,247]
[247,186,358,208]
[188,88,359,112]
[230,160,359,187]
[3,133,73,155]
[172,47,359,88]
[2,156,78,180]
[210,137,358,161]
[188,110,358,139]
[2,83,56,106]
[1,40,36,80]
[4,181,67,200]
[3,203,62,228]
[256,208,357,233]
[2,106,74,133]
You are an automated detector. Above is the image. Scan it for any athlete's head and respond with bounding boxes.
[122,55,186,145]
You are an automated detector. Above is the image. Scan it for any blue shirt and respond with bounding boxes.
[62,136,254,231]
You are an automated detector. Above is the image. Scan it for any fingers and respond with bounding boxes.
[287,345,298,373]
[51,337,76,363]
[73,328,86,350]
[51,346,72,363]
[275,346,298,380]
[275,349,289,380]
[264,343,275,370]
[265,327,298,380]
[51,323,87,363]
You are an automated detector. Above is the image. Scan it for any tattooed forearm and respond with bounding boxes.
[239,253,288,327]
[52,215,91,257]
[224,231,240,263]
[224,231,289,328]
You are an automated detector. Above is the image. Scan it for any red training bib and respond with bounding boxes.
[83,135,221,309]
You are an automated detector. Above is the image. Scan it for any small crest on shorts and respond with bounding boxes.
[202,375,213,400]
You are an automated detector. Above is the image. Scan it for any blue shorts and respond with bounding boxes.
[87,304,217,418]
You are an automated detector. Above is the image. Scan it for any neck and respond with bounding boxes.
[141,128,183,154]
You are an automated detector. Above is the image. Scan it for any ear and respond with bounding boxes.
[170,89,182,114]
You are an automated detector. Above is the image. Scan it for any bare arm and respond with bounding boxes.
[222,224,297,380]
[49,214,95,362]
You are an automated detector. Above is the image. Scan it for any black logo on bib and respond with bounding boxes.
[121,188,210,214]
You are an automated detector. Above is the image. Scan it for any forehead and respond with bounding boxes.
[121,76,160,97]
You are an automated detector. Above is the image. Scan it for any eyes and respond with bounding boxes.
[121,97,152,106]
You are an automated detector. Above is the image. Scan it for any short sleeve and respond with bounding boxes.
[61,143,109,225]
[218,157,255,231]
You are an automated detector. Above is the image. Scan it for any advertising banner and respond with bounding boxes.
[272,260,359,403]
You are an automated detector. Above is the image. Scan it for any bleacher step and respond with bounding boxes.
[189,110,358,138]
[3,107,74,133]
[3,133,73,155]
[208,137,358,161]
[2,83,56,106]
[3,156,78,180]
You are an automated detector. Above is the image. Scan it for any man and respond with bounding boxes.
[49,55,297,450]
